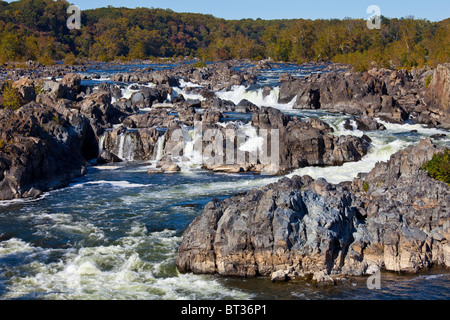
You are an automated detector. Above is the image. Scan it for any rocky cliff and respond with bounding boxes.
[176,139,450,280]
[278,64,450,129]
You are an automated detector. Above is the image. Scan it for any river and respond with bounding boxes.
[0,62,449,300]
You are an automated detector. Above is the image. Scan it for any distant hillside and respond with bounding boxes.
[0,0,449,70]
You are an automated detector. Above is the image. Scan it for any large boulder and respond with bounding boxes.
[0,103,91,200]
[176,175,362,277]
[12,76,36,103]
[100,126,163,162]
[177,139,450,278]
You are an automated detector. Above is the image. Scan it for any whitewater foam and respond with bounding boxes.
[0,226,251,300]
[69,180,152,189]
[216,85,297,111]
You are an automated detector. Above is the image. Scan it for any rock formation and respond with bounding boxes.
[278,64,450,129]
[176,139,449,280]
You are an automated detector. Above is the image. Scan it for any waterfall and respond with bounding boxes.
[116,134,137,162]
[216,85,296,111]
[98,133,106,155]
[170,125,204,171]
[153,134,166,161]
[117,134,125,160]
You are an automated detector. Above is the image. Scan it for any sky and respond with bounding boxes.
[6,0,450,21]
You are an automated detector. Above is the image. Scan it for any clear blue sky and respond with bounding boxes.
[6,0,450,21]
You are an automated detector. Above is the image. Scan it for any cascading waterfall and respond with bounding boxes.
[177,125,204,170]
[117,134,126,160]
[216,85,297,111]
[98,133,106,155]
[116,133,139,162]
[153,134,166,161]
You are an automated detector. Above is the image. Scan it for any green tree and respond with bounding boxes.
[422,149,450,185]
[1,81,24,110]
[0,33,21,63]
[128,42,146,60]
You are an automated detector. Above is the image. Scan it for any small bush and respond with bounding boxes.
[0,139,5,150]
[52,116,60,124]
[363,181,370,193]
[1,81,23,110]
[192,60,207,69]
[422,149,450,185]
[39,54,54,66]
[64,52,77,65]
[425,75,432,88]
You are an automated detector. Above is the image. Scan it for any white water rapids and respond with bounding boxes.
[0,69,449,301]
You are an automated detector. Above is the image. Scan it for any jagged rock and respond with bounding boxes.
[122,109,176,128]
[236,99,259,113]
[277,67,448,125]
[97,150,123,164]
[42,80,66,100]
[161,163,181,172]
[0,103,91,200]
[130,87,165,108]
[12,76,36,103]
[425,63,450,129]
[430,134,448,141]
[271,270,289,282]
[177,139,450,278]
[354,115,386,131]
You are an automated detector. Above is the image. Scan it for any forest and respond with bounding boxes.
[0,0,449,71]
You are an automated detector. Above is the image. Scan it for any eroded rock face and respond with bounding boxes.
[252,107,370,173]
[176,139,450,278]
[0,103,92,200]
[100,126,163,162]
[350,138,450,274]
[176,175,363,277]
[425,63,450,129]
[278,65,450,128]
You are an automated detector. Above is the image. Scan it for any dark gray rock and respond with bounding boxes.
[177,139,450,278]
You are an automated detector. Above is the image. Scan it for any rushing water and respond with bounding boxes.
[0,63,449,300]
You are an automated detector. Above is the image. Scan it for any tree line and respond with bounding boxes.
[0,0,448,71]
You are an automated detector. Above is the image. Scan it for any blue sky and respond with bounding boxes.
[6,0,450,21]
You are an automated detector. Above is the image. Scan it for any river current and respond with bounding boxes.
[0,62,449,300]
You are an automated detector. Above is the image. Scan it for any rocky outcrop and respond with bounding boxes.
[122,109,177,128]
[279,65,450,128]
[0,103,93,200]
[129,86,173,108]
[279,70,409,123]
[155,106,370,175]
[176,139,449,279]
[424,63,450,129]
[171,61,258,91]
[100,126,164,162]
[0,63,87,82]
[176,175,360,277]
[348,138,450,274]
[251,107,370,173]
[110,69,179,87]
